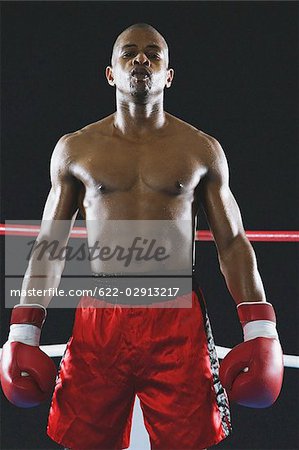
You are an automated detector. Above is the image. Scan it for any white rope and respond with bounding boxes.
[0,344,297,368]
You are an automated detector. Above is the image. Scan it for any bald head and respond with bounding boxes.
[111,23,170,67]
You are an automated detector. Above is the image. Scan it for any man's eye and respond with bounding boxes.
[122,52,135,58]
[148,54,161,60]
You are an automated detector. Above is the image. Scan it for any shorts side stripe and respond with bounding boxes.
[193,281,232,437]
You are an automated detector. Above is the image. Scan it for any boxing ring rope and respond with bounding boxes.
[1,224,298,368]
[1,224,299,241]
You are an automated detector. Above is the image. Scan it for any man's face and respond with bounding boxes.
[106,28,174,101]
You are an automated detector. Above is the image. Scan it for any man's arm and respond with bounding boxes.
[198,137,266,304]
[197,136,283,408]
[0,135,83,408]
[20,134,82,308]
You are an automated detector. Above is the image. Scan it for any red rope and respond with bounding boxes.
[0,224,298,242]
[195,230,299,242]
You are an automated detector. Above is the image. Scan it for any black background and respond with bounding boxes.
[1,1,298,449]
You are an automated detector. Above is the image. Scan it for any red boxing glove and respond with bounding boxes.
[0,304,57,408]
[219,302,284,408]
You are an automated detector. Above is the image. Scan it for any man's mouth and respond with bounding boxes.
[131,68,151,80]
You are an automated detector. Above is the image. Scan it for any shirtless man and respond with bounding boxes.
[1,24,283,450]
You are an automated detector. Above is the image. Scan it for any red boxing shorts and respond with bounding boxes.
[47,282,231,450]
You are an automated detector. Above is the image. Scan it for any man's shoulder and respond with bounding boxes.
[60,115,114,144]
[52,115,114,157]
[167,113,221,151]
[79,114,115,136]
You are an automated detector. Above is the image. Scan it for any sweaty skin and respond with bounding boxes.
[21,24,266,307]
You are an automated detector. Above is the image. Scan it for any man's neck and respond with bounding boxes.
[113,94,167,140]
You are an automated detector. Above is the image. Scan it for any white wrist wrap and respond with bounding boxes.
[8,324,41,346]
[243,320,279,342]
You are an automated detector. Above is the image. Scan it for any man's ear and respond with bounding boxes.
[106,66,115,86]
[166,68,174,88]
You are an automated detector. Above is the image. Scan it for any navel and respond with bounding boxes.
[175,181,184,190]
[97,183,106,193]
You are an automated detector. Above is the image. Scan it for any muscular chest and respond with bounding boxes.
[74,142,205,196]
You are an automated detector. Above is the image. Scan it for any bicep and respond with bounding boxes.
[39,136,81,242]
[198,140,246,253]
[42,180,80,221]
[42,135,81,220]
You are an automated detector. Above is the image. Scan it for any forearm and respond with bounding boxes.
[20,258,65,308]
[218,233,266,304]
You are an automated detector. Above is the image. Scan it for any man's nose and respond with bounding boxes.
[133,52,150,66]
